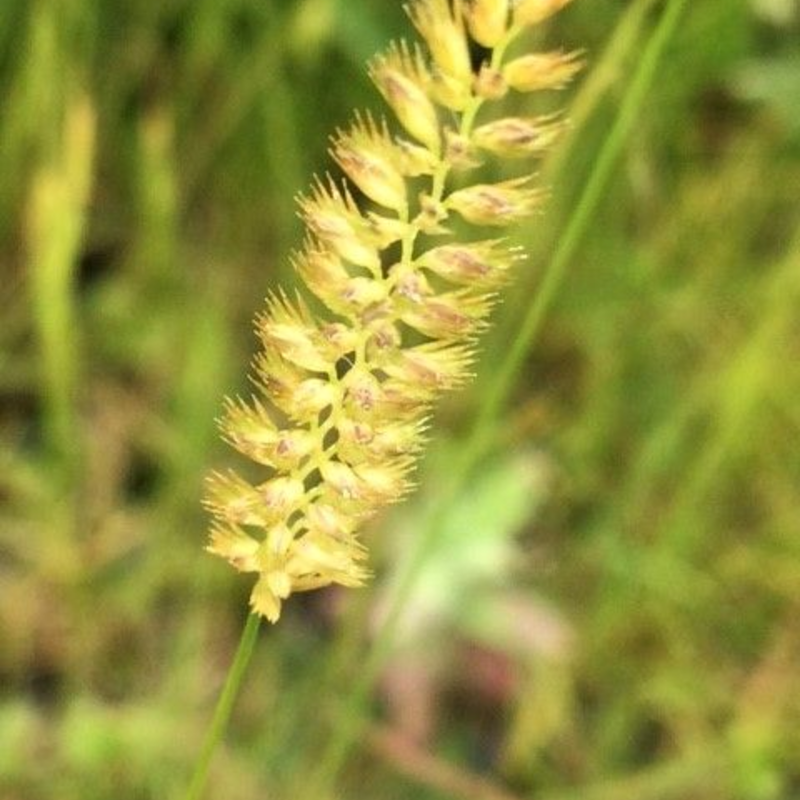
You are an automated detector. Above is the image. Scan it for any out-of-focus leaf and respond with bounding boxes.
[750,0,798,26]
[731,56,800,133]
[383,446,552,644]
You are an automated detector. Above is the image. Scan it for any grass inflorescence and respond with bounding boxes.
[2,1,799,799]
[203,0,584,622]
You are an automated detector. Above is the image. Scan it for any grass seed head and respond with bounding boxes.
[205,0,582,621]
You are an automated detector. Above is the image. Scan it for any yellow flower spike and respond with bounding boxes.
[337,418,425,465]
[320,322,361,360]
[393,268,435,304]
[294,533,360,574]
[266,570,293,600]
[354,459,416,504]
[370,380,427,422]
[339,276,389,315]
[334,420,378,466]
[503,50,585,92]
[257,476,305,517]
[251,352,304,413]
[287,532,370,589]
[255,350,337,424]
[512,0,575,27]
[319,460,366,502]
[257,320,329,374]
[218,397,276,454]
[466,0,510,47]
[291,246,349,314]
[205,0,583,621]
[371,419,429,455]
[367,211,409,246]
[341,367,387,418]
[365,320,404,362]
[415,192,450,233]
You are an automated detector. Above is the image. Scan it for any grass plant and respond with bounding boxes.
[1,1,798,799]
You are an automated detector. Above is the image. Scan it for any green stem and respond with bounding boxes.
[182,612,261,800]
[543,0,661,182]
[486,0,660,367]
[475,0,689,443]
[305,0,689,796]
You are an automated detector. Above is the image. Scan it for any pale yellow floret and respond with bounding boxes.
[446,176,548,225]
[207,524,261,572]
[473,113,568,157]
[332,113,408,211]
[416,240,524,287]
[298,178,382,271]
[369,42,441,152]
[466,0,510,48]
[503,50,584,92]
[406,0,473,84]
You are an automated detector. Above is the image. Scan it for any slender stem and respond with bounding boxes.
[305,0,689,796]
[474,0,690,441]
[486,0,660,367]
[543,0,661,182]
[182,612,261,800]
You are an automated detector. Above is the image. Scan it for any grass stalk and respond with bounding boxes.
[181,612,261,800]
[544,0,661,182]
[303,0,690,794]
[473,0,689,441]
[489,0,661,352]
[654,226,800,554]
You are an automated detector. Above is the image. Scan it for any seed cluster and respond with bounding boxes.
[205,0,582,621]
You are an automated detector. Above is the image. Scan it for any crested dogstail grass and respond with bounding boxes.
[203,0,583,622]
[6,1,799,799]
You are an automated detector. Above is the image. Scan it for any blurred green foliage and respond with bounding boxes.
[1,1,799,799]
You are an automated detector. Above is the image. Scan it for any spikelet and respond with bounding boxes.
[204,0,583,621]
[503,50,585,92]
[473,113,568,158]
[466,0,509,48]
[331,112,408,211]
[406,0,472,84]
